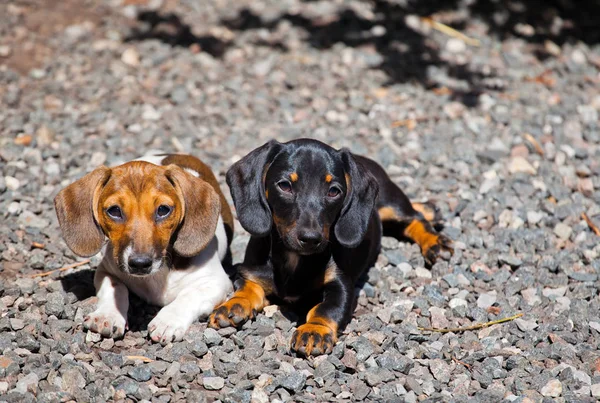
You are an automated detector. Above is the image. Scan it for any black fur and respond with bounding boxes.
[227,138,441,344]
[226,140,283,237]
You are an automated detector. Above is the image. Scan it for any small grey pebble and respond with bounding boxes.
[128,365,153,382]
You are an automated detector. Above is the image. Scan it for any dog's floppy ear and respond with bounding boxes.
[334,149,379,248]
[226,140,283,237]
[166,165,221,257]
[54,166,111,257]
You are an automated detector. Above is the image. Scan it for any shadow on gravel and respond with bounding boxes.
[221,1,494,106]
[470,0,600,45]
[60,269,96,301]
[125,11,230,57]
[219,0,600,104]
[60,269,160,332]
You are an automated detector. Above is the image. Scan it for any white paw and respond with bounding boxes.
[148,308,193,344]
[84,309,126,339]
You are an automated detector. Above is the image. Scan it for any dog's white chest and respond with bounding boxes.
[138,265,210,306]
[102,218,230,307]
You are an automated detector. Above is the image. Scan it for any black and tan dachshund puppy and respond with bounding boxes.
[209,139,452,356]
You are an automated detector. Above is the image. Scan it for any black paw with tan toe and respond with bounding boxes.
[208,297,257,329]
[423,234,454,266]
[291,323,336,356]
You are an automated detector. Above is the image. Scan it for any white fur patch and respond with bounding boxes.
[134,155,201,179]
[184,168,200,178]
[84,270,129,338]
[134,154,166,166]
[122,245,133,267]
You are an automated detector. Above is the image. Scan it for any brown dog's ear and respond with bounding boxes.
[166,165,221,257]
[54,166,111,257]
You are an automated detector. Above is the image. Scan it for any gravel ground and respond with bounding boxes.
[2,0,600,402]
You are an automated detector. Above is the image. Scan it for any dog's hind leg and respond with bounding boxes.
[355,155,453,265]
[382,206,453,266]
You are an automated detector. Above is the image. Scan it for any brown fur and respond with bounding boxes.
[313,263,338,290]
[377,206,400,221]
[272,214,297,238]
[209,279,267,328]
[55,160,221,263]
[411,202,436,222]
[54,166,111,257]
[165,165,221,257]
[404,220,440,257]
[292,305,338,356]
[161,154,234,243]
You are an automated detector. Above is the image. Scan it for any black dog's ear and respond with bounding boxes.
[334,149,379,248]
[226,140,283,237]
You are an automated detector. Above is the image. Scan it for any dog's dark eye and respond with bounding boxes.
[106,205,123,220]
[327,186,342,198]
[156,205,172,220]
[278,180,293,193]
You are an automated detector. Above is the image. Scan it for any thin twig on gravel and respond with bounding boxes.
[421,17,481,46]
[391,116,431,129]
[391,119,417,130]
[125,355,154,363]
[452,356,472,370]
[582,213,600,236]
[523,133,544,156]
[524,69,556,87]
[31,241,45,249]
[418,313,524,333]
[30,259,91,278]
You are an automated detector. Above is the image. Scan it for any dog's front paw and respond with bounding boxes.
[84,309,126,339]
[423,234,453,265]
[209,297,257,329]
[291,323,337,356]
[148,308,193,344]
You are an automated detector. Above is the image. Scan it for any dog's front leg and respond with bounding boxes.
[291,264,353,356]
[148,271,233,344]
[208,269,272,329]
[84,267,129,338]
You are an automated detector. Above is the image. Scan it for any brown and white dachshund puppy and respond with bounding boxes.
[55,154,234,343]
[209,139,453,356]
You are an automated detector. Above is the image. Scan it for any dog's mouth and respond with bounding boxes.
[287,239,327,255]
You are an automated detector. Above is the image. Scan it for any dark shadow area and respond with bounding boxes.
[60,269,96,301]
[124,1,600,105]
[60,269,160,333]
[221,0,492,104]
[220,0,600,103]
[127,296,161,333]
[470,0,600,45]
[125,11,230,58]
[470,0,600,61]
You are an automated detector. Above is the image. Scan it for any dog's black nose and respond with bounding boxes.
[298,230,322,247]
[128,254,153,273]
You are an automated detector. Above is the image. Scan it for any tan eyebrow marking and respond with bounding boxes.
[290,172,298,182]
[325,174,333,183]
